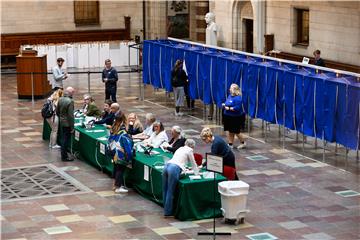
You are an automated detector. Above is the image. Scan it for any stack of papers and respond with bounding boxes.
[189,175,201,180]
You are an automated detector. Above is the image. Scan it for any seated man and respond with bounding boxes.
[133,113,156,139]
[162,126,186,153]
[82,94,101,117]
[95,102,119,127]
[162,139,199,217]
[143,121,168,148]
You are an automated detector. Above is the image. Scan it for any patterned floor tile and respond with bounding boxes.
[2,129,20,133]
[262,170,284,176]
[152,226,182,235]
[246,155,269,161]
[21,120,38,124]
[14,137,33,142]
[302,232,334,240]
[43,204,69,212]
[270,148,289,154]
[234,222,254,229]
[246,232,278,240]
[43,226,72,235]
[206,226,238,234]
[169,221,200,229]
[56,214,83,223]
[305,162,328,168]
[15,127,33,131]
[238,170,262,176]
[96,191,116,197]
[278,220,307,229]
[335,190,360,197]
[266,181,293,188]
[108,214,137,223]
[23,132,42,136]
[192,219,213,224]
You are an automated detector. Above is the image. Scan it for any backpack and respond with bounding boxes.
[108,130,135,165]
[41,99,54,118]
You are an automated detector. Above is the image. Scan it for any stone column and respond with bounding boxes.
[251,0,265,53]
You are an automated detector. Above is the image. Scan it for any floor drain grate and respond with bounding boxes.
[1,164,91,202]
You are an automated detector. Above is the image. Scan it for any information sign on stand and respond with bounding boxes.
[198,153,231,238]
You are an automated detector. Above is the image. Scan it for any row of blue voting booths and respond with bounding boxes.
[142,39,360,152]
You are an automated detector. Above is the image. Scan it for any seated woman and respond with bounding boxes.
[82,94,101,117]
[133,113,156,139]
[95,102,119,126]
[143,121,168,148]
[162,139,199,217]
[162,126,186,153]
[127,113,144,135]
[200,127,238,180]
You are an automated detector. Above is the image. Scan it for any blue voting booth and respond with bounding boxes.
[143,39,360,151]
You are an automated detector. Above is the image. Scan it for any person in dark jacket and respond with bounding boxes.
[102,59,118,102]
[163,126,186,153]
[222,83,246,149]
[56,86,75,162]
[95,102,119,127]
[200,127,238,180]
[171,60,187,116]
[313,49,325,67]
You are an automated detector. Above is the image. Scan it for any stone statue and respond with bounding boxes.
[205,12,218,46]
[204,12,218,120]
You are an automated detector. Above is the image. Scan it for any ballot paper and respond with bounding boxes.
[202,171,215,179]
[99,143,105,155]
[85,129,105,133]
[189,175,201,180]
[97,137,108,141]
[144,165,149,181]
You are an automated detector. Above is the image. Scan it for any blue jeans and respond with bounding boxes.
[162,163,182,216]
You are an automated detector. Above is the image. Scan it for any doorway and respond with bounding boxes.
[244,19,253,53]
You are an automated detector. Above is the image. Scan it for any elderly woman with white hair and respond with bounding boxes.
[162,139,199,217]
[162,126,186,153]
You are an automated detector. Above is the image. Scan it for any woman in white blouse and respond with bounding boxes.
[144,121,168,148]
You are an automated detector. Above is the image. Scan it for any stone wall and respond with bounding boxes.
[266,1,360,65]
[1,1,143,39]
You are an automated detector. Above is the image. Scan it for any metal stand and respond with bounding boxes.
[87,71,91,93]
[198,172,231,238]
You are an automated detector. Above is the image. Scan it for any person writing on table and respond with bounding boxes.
[143,121,168,148]
[200,127,238,180]
[162,125,186,153]
[94,102,119,126]
[162,139,199,217]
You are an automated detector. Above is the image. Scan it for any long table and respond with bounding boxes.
[43,120,226,221]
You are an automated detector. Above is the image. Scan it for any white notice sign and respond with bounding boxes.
[99,143,105,155]
[144,165,149,181]
[206,153,223,174]
[75,130,80,141]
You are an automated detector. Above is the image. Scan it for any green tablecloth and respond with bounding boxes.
[43,119,226,221]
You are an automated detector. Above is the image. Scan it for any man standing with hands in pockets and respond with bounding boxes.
[102,59,118,102]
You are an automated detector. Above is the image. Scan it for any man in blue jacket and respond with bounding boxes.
[102,59,118,102]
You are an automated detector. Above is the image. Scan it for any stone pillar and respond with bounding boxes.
[195,1,209,43]
[251,0,265,53]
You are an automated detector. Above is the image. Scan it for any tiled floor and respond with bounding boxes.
[1,68,359,239]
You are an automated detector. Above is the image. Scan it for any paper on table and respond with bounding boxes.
[97,137,108,141]
[202,171,215,179]
[144,165,149,181]
[189,175,201,180]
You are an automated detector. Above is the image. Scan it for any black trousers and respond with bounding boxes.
[113,164,126,187]
[184,84,194,108]
[61,127,71,160]
[105,86,117,102]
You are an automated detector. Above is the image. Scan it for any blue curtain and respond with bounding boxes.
[142,39,359,150]
[302,76,316,137]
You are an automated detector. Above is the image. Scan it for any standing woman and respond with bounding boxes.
[200,127,238,180]
[108,112,129,193]
[47,89,63,149]
[222,84,247,149]
[171,60,187,116]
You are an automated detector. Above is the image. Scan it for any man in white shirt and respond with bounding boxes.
[52,57,68,91]
[162,139,199,217]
